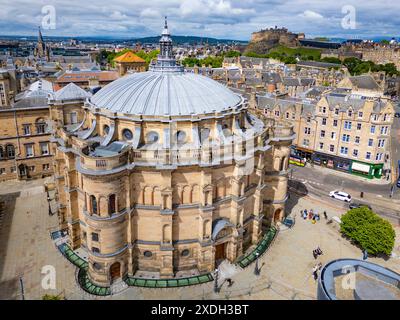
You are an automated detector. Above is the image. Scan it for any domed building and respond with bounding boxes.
[50,19,295,286]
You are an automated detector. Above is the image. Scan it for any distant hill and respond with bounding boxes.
[131,35,247,45]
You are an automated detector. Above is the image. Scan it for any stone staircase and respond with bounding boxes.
[110,278,128,295]
[218,260,241,280]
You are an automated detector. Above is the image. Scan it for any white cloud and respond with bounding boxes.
[140,8,161,19]
[110,11,128,20]
[299,10,324,20]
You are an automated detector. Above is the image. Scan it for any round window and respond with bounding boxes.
[146,131,159,144]
[181,249,190,257]
[143,251,152,258]
[176,130,186,144]
[103,125,110,135]
[122,129,133,141]
[93,262,102,270]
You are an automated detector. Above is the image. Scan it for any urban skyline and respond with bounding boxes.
[1,0,400,40]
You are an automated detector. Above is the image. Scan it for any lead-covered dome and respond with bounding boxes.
[90,71,242,116]
[89,17,243,118]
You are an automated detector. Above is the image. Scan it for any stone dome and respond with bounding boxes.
[89,71,243,117]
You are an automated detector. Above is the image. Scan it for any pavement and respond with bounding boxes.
[0,178,399,300]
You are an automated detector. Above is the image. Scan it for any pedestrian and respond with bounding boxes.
[323,211,328,219]
[313,249,318,259]
[318,262,323,270]
[362,249,368,260]
[317,247,323,255]
[226,278,234,287]
[308,211,312,220]
[360,191,364,198]
[312,266,319,280]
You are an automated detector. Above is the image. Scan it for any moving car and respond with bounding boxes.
[329,190,351,202]
[348,202,372,210]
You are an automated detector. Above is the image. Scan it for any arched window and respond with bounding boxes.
[108,194,116,215]
[103,125,110,136]
[6,145,15,159]
[35,118,47,134]
[90,195,98,214]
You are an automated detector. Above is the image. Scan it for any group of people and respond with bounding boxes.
[301,209,328,223]
[312,262,323,280]
[313,246,323,259]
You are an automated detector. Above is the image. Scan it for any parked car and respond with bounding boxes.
[349,202,372,210]
[329,190,352,202]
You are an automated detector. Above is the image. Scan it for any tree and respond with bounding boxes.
[225,50,241,58]
[340,207,395,256]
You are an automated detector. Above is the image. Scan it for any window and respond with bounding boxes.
[348,110,353,117]
[380,126,389,135]
[378,139,385,148]
[344,121,352,130]
[10,166,16,173]
[6,145,15,159]
[358,111,363,118]
[109,194,116,214]
[36,122,46,134]
[181,249,190,257]
[23,124,31,135]
[383,114,390,122]
[335,108,339,115]
[356,123,362,130]
[25,144,34,157]
[291,113,295,120]
[329,145,334,152]
[40,142,49,155]
[366,152,371,160]
[103,125,110,136]
[375,153,383,161]
[92,233,99,242]
[353,149,358,157]
[0,168,5,174]
[340,147,348,155]
[0,146,3,159]
[333,119,338,127]
[302,139,309,147]
[122,129,133,141]
[331,132,336,140]
[92,247,100,254]
[304,127,311,135]
[93,262,102,270]
[90,195,97,214]
[320,130,325,138]
[370,125,376,134]
[342,134,350,142]
[372,114,379,121]
[43,164,50,171]
[322,118,327,125]
[319,142,324,149]
[176,130,187,144]
[70,112,78,124]
[286,112,289,119]
[306,117,311,123]
[355,136,360,144]
[274,110,280,117]
[143,251,152,258]
[368,139,373,147]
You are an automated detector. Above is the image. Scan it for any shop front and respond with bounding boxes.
[350,161,383,179]
[312,152,352,173]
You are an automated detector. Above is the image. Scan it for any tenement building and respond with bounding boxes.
[51,20,295,286]
[0,79,53,181]
[255,87,394,179]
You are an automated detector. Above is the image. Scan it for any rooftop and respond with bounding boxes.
[113,51,145,63]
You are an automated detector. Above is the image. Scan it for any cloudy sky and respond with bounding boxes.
[0,0,398,40]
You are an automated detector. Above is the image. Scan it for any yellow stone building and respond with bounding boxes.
[51,20,294,286]
[113,51,146,76]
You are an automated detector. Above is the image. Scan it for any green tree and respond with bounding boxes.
[225,50,241,58]
[340,207,395,256]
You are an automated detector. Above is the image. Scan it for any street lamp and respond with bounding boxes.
[19,276,25,300]
[213,268,220,293]
[254,252,260,276]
